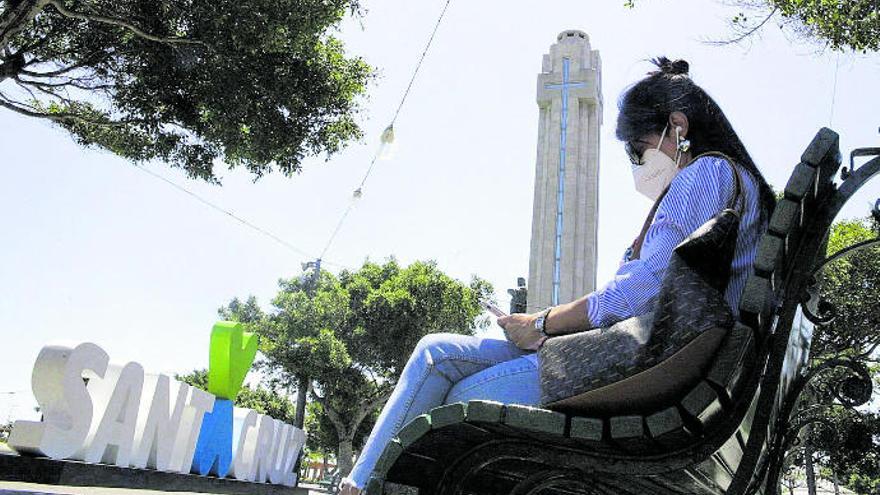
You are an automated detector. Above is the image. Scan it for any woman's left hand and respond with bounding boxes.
[497,313,547,351]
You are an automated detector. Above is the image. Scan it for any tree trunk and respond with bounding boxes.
[832,470,840,495]
[337,436,355,476]
[294,375,308,429]
[805,426,817,495]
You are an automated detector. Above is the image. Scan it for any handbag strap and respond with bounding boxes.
[630,152,744,260]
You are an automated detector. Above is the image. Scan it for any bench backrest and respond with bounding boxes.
[726,127,841,494]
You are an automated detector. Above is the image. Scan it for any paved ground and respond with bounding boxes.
[0,481,330,495]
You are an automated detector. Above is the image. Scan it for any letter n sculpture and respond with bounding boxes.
[191,322,258,477]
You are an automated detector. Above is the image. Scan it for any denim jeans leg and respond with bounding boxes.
[345,333,529,489]
[443,353,541,405]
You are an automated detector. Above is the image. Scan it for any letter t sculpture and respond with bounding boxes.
[192,321,259,477]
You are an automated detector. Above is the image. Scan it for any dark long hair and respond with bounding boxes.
[616,56,776,219]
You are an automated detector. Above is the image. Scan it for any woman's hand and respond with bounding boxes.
[497,313,547,351]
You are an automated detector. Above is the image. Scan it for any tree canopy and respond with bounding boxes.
[799,217,880,494]
[228,259,492,475]
[0,0,373,181]
[814,217,880,361]
[176,369,297,425]
[625,0,880,52]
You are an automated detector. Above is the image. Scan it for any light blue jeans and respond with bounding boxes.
[345,333,542,489]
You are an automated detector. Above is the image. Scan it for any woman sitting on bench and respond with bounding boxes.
[340,56,777,494]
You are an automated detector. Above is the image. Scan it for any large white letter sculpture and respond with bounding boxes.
[76,362,145,466]
[8,342,109,459]
[131,373,190,471]
[8,339,305,487]
[230,407,259,481]
[168,386,215,474]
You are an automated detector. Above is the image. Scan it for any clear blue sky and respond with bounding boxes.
[2,0,879,420]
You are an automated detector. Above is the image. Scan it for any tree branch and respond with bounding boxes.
[19,74,113,91]
[12,78,38,100]
[705,7,779,46]
[311,392,350,437]
[18,77,74,103]
[44,0,208,49]
[19,60,92,77]
[352,389,392,427]
[0,0,49,52]
[0,95,135,127]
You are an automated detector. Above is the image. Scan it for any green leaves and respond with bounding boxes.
[624,0,880,51]
[805,217,880,492]
[257,259,490,383]
[219,258,492,462]
[771,0,880,51]
[815,217,880,358]
[177,369,297,425]
[1,0,373,181]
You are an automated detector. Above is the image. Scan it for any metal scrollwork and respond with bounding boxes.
[798,358,871,411]
[771,357,874,480]
[832,361,873,408]
[811,238,880,277]
[801,298,838,326]
[841,142,880,179]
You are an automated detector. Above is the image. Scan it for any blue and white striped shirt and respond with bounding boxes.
[585,155,765,328]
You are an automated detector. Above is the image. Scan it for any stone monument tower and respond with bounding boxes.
[527,30,602,312]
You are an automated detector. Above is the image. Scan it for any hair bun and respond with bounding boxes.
[650,56,689,76]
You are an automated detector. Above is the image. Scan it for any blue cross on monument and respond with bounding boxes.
[543,57,587,305]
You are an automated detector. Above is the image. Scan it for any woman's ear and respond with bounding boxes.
[669,111,689,138]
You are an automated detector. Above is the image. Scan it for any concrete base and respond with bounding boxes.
[0,452,307,495]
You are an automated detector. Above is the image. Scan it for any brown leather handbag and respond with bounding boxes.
[538,154,745,413]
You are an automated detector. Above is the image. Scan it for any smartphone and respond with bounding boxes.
[482,300,508,318]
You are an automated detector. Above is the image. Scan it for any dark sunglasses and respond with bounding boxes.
[625,141,644,166]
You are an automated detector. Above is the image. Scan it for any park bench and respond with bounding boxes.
[317,471,342,493]
[365,128,880,495]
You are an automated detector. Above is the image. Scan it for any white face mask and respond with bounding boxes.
[631,125,682,201]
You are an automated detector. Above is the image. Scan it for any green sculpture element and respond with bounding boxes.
[208,322,259,400]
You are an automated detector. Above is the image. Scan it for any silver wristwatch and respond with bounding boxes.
[534,307,552,338]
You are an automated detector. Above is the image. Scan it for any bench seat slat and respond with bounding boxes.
[365,477,385,495]
[465,400,504,423]
[783,162,819,201]
[396,414,431,448]
[706,323,757,403]
[754,234,784,277]
[646,406,694,447]
[769,198,801,236]
[681,381,725,432]
[503,403,566,437]
[800,127,840,198]
[610,415,652,453]
[464,401,557,443]
[373,439,403,478]
[739,276,774,331]
[429,402,466,429]
[569,416,604,444]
